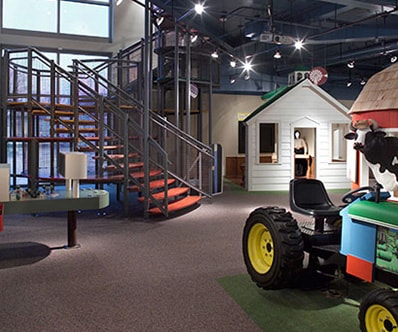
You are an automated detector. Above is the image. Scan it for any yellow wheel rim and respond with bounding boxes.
[247,223,274,274]
[365,304,398,332]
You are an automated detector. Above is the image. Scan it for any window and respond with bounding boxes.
[238,121,245,154]
[259,123,278,163]
[2,0,111,39]
[331,123,349,162]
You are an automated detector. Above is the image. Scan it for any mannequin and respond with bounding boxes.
[294,130,308,176]
[294,130,308,154]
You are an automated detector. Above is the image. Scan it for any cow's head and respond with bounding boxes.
[344,119,378,151]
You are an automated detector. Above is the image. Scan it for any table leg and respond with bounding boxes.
[67,210,79,248]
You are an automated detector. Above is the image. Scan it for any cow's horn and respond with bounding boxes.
[368,118,378,130]
[349,121,357,131]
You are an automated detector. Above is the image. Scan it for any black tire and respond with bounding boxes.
[359,288,398,332]
[242,207,304,290]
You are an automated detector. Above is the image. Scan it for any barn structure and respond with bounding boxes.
[347,63,398,198]
[243,78,351,191]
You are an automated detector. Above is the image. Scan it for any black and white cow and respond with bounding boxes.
[345,119,398,191]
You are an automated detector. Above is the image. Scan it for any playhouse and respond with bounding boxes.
[243,78,351,191]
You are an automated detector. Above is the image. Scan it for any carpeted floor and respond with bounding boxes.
[0,179,364,331]
[218,273,377,332]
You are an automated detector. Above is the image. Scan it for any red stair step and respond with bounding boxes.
[104,162,144,172]
[137,187,189,202]
[128,178,175,192]
[93,152,138,160]
[110,170,162,181]
[148,195,201,214]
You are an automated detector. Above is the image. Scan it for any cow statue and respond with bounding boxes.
[345,119,398,192]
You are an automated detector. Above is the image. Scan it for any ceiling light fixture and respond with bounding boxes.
[243,61,252,72]
[360,78,366,85]
[190,34,198,43]
[194,3,204,15]
[211,50,219,59]
[177,3,204,22]
[230,75,236,84]
[230,59,237,68]
[346,80,352,87]
[244,73,250,80]
[347,60,355,69]
[390,55,397,63]
[294,40,303,50]
[273,50,282,59]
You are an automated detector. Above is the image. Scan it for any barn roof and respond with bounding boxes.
[350,63,398,114]
[243,78,348,123]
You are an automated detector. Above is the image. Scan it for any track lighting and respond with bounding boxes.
[390,55,397,63]
[190,34,198,43]
[346,80,352,87]
[244,73,250,80]
[243,61,252,72]
[347,60,355,69]
[211,50,219,58]
[273,50,282,59]
[360,78,366,85]
[229,75,236,84]
[230,59,236,68]
[294,40,303,50]
[194,3,204,15]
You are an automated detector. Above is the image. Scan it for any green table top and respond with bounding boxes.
[0,189,109,215]
[348,200,398,230]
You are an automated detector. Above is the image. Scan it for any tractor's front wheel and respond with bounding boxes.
[242,207,304,290]
[359,288,398,332]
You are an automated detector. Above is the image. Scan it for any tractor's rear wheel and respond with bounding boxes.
[242,207,304,290]
[359,288,398,332]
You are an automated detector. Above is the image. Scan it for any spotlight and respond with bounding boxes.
[294,40,303,50]
[346,80,352,87]
[390,55,397,63]
[230,59,237,68]
[230,76,236,84]
[211,50,219,59]
[360,78,366,85]
[347,61,355,69]
[244,73,250,80]
[194,3,204,15]
[273,50,282,59]
[243,61,252,72]
[190,34,198,43]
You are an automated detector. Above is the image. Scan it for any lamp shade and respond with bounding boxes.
[59,152,87,179]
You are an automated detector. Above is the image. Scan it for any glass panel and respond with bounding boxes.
[3,0,57,32]
[331,123,349,162]
[60,1,109,37]
[259,123,278,163]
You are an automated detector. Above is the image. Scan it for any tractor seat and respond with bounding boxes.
[289,178,341,219]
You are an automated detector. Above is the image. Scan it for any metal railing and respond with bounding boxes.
[2,47,214,216]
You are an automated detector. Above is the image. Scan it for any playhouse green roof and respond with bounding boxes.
[243,83,297,123]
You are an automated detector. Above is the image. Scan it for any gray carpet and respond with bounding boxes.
[0,180,348,331]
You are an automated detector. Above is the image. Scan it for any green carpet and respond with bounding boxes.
[218,273,377,332]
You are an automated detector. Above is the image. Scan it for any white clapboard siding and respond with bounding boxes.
[245,79,351,191]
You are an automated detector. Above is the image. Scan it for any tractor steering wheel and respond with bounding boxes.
[342,186,375,204]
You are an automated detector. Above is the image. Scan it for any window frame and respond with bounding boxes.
[257,121,279,164]
[1,0,113,42]
[330,122,349,162]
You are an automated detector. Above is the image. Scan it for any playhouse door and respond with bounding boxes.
[293,127,316,179]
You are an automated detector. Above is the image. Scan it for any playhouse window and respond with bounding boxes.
[259,123,278,164]
[331,123,349,162]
